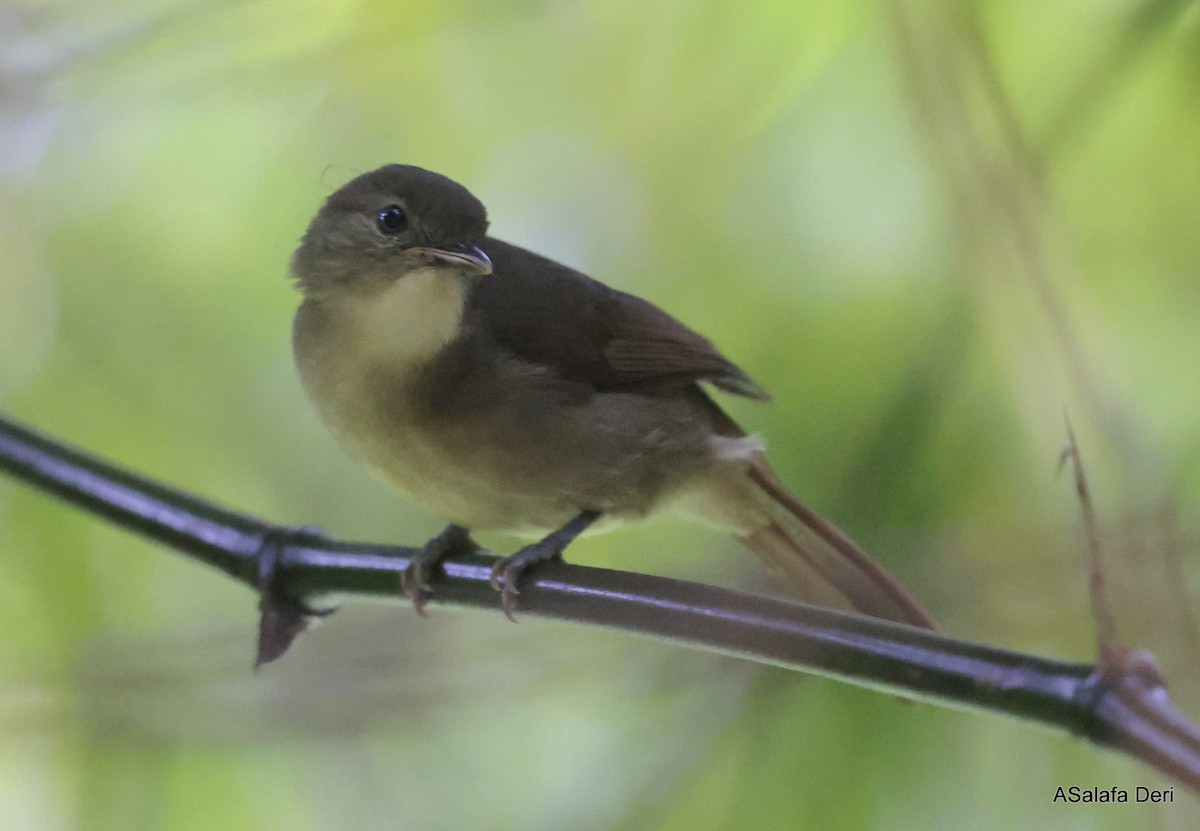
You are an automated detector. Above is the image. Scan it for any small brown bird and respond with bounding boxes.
[290,164,933,628]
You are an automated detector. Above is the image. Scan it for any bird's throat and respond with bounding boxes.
[337,267,469,369]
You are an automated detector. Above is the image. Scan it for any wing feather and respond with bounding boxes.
[468,238,768,399]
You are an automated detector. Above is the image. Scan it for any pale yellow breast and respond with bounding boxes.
[348,267,469,367]
[292,267,470,488]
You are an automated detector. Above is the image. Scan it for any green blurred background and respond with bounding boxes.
[2,0,1199,828]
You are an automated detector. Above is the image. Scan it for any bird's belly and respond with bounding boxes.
[321,382,725,534]
[300,386,548,531]
[359,426,575,533]
[307,381,588,532]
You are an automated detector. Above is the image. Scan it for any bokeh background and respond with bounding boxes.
[2,1,1199,828]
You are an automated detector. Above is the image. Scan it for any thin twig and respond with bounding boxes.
[1059,413,1121,656]
[2,412,1200,792]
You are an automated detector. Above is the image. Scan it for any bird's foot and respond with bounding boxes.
[402,524,481,616]
[489,540,566,622]
[489,510,602,621]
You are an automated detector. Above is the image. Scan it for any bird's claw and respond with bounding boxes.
[486,511,600,621]
[400,561,435,616]
[488,541,567,622]
[402,525,480,615]
[489,559,524,622]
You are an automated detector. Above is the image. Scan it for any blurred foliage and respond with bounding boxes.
[1,0,1199,828]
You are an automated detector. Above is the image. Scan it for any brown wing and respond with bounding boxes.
[468,237,770,400]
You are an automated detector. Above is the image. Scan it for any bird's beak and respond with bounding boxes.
[408,243,493,275]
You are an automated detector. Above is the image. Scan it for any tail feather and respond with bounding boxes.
[739,462,935,629]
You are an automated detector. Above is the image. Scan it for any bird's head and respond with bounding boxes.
[291,164,492,298]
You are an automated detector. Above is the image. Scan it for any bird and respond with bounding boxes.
[289,164,934,629]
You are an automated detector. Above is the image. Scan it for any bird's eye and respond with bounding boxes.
[376,205,408,235]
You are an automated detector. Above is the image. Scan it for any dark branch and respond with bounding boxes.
[2,412,1200,791]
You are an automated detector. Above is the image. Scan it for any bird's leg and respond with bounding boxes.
[402,524,482,616]
[490,510,602,621]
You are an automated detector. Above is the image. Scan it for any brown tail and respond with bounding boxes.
[737,461,935,629]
